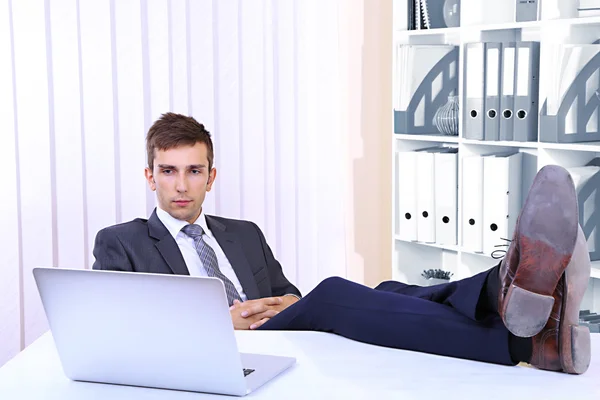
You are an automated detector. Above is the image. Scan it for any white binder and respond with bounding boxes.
[416,149,436,243]
[462,155,484,253]
[464,43,486,140]
[482,152,523,256]
[434,149,458,245]
[500,42,516,141]
[397,150,418,241]
[484,42,502,141]
[513,41,540,142]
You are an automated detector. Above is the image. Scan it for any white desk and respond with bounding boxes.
[1,331,600,399]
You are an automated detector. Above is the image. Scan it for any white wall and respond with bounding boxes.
[0,0,356,367]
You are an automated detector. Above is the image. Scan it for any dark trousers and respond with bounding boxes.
[260,267,515,366]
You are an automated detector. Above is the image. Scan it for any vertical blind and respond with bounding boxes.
[0,0,349,366]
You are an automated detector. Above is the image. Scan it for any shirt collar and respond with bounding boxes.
[156,207,213,240]
[196,212,214,239]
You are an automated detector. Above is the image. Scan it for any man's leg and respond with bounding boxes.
[263,165,592,374]
[261,275,518,366]
[373,263,502,322]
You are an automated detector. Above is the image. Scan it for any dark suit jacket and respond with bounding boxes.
[92,209,301,299]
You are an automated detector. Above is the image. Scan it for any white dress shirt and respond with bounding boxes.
[156,207,248,301]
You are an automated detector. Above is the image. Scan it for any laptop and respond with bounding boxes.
[33,267,296,396]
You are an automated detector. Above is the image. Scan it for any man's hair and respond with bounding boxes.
[146,112,214,171]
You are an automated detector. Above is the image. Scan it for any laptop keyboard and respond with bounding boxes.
[243,368,255,377]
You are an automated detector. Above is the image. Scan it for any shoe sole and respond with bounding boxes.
[560,227,591,374]
[501,165,579,337]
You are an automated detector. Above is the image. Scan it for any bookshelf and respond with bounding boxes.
[391,1,600,314]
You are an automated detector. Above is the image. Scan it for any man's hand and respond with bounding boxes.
[275,294,299,311]
[229,296,299,330]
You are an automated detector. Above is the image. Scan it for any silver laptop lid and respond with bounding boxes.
[33,267,248,396]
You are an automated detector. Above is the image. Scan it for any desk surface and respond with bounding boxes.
[1,331,600,399]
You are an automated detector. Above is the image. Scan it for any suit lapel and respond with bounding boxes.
[206,216,260,300]
[148,210,190,276]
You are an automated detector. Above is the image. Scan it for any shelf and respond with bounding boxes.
[466,255,600,279]
[394,236,459,252]
[547,15,600,27]
[460,249,493,258]
[393,133,460,143]
[461,139,538,149]
[395,237,600,279]
[394,137,600,152]
[396,16,600,37]
[539,141,600,153]
[395,21,538,37]
[467,20,542,32]
[398,27,461,37]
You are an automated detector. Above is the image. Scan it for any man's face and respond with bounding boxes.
[145,142,216,223]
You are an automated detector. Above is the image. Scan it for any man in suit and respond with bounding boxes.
[261,164,592,375]
[92,112,301,330]
[93,112,591,374]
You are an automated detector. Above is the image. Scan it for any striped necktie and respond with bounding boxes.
[181,224,242,306]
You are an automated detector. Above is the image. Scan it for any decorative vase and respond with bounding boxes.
[443,0,461,28]
[433,95,459,136]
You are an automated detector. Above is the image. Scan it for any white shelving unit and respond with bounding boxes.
[392,2,600,313]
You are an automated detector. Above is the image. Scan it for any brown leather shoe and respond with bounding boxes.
[530,225,591,374]
[498,165,579,337]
